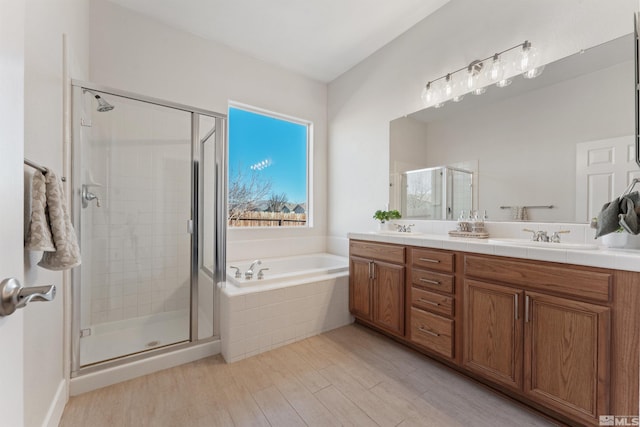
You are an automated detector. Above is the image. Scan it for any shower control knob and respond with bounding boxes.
[257,268,269,280]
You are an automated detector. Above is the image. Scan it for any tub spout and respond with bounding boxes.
[245,259,262,279]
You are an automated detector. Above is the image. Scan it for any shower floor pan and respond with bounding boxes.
[79,309,190,366]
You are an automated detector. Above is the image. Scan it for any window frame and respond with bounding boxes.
[227,101,313,228]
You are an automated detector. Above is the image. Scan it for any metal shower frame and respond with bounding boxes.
[69,80,227,376]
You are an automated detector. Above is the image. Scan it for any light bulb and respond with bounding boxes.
[485,53,504,83]
[496,78,512,88]
[421,83,433,105]
[444,74,453,98]
[422,81,444,108]
[466,71,475,92]
[518,40,541,75]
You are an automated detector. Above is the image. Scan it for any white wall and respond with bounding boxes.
[23,0,89,425]
[89,0,328,262]
[327,0,638,255]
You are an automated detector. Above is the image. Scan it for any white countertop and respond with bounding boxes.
[348,231,640,273]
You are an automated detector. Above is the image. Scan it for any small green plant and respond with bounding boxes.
[373,209,401,223]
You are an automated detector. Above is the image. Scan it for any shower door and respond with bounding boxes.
[71,82,225,370]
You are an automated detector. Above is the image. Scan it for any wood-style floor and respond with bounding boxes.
[60,324,557,426]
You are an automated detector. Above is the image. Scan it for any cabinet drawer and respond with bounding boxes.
[411,269,454,294]
[411,248,454,273]
[464,255,611,303]
[411,287,454,317]
[410,307,454,359]
[350,241,405,264]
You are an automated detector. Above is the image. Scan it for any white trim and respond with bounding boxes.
[70,339,220,395]
[228,100,311,127]
[42,380,68,427]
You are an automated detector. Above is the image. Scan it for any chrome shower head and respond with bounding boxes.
[95,95,114,112]
[84,89,115,112]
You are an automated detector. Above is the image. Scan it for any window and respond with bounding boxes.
[228,105,311,227]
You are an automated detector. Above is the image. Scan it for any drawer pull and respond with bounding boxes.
[418,298,439,306]
[419,258,440,263]
[418,326,440,337]
[419,278,441,285]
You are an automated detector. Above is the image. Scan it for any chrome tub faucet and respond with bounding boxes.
[245,259,262,279]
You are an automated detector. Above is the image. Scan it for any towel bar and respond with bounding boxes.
[499,205,554,209]
[24,158,66,182]
[621,178,640,196]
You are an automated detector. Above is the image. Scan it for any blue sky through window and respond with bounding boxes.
[228,107,308,204]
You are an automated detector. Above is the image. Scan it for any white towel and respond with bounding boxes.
[25,171,55,251]
[26,170,81,270]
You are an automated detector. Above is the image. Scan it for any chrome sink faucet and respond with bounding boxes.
[550,230,570,243]
[523,228,570,243]
[395,224,415,233]
[245,259,262,279]
[523,228,549,242]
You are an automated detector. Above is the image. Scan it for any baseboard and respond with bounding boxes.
[43,379,68,427]
[70,339,220,396]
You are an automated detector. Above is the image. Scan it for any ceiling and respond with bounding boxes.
[107,0,450,82]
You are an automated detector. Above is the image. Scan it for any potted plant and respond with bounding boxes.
[373,209,401,230]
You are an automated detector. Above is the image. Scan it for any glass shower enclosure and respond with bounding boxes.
[70,81,226,373]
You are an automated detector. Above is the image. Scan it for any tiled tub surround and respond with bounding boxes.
[348,219,640,271]
[220,254,351,362]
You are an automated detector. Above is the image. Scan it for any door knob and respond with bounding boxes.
[0,278,56,317]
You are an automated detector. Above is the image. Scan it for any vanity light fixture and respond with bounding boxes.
[421,40,544,108]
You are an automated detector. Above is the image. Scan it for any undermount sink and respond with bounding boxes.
[488,238,599,251]
[376,230,424,236]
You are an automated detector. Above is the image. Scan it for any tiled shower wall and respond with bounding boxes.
[81,108,192,325]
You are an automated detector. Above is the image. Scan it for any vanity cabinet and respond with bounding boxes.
[463,280,523,389]
[349,241,405,336]
[463,255,611,426]
[408,248,456,360]
[524,291,609,425]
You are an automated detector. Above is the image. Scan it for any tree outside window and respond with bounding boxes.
[228,106,310,227]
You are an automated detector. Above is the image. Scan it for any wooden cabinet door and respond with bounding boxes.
[373,260,405,336]
[349,256,372,320]
[463,280,524,390]
[524,292,610,425]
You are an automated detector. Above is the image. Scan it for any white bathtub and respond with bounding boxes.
[220,253,352,362]
[226,253,348,288]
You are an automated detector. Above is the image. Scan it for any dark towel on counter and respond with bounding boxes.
[595,191,640,238]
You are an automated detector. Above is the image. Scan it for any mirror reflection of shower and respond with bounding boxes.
[84,89,115,112]
[401,165,473,219]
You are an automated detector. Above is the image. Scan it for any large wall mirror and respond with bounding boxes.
[390,33,639,223]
